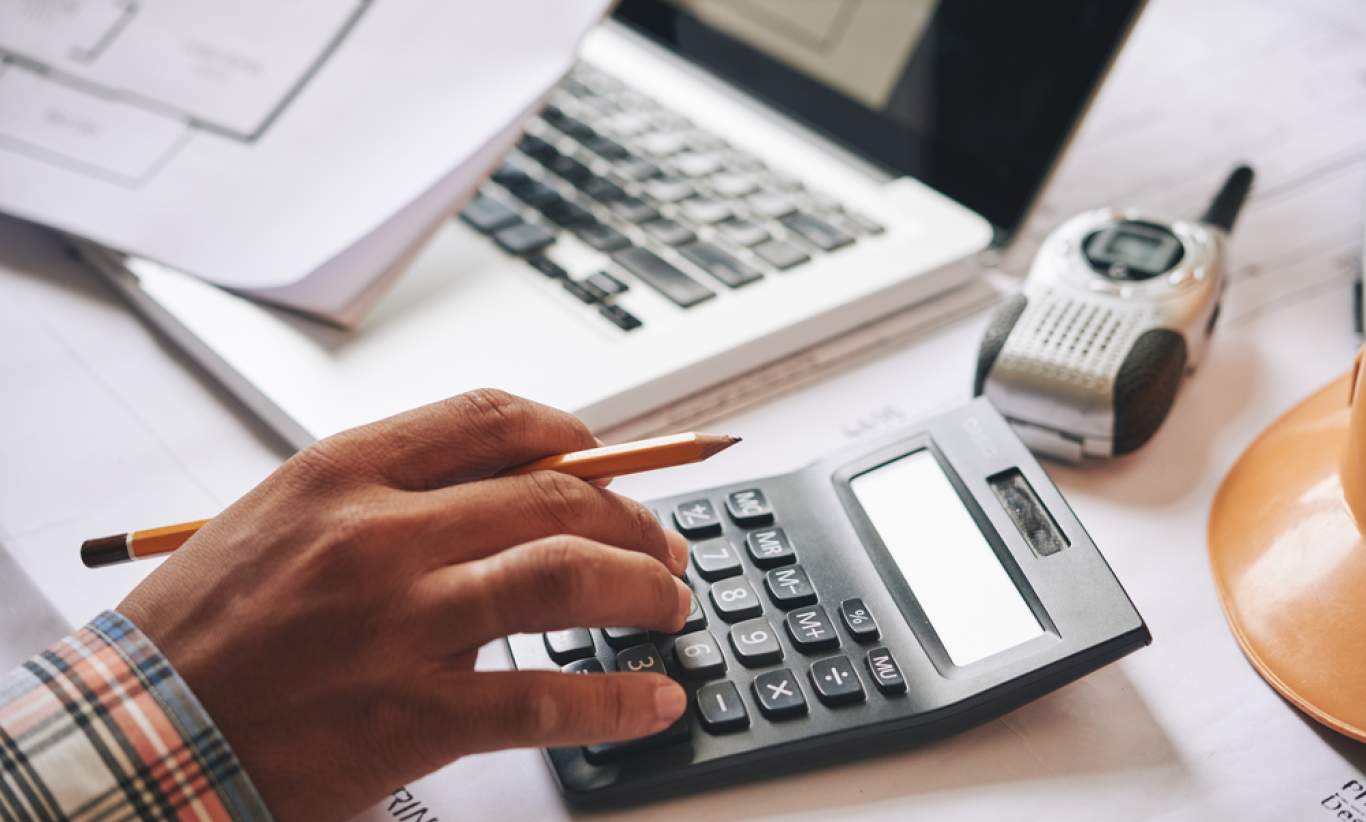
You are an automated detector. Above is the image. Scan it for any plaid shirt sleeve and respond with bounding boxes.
[0,611,273,821]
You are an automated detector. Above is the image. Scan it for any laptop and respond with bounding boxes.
[80,1,1145,449]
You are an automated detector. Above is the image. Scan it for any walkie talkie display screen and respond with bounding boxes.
[850,451,1042,665]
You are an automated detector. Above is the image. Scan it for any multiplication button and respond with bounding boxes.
[673,498,722,537]
[753,669,808,719]
[725,489,774,526]
[810,656,865,706]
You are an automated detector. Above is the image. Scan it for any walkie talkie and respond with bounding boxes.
[976,166,1254,462]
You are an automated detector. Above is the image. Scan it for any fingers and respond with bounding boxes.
[418,536,692,648]
[409,470,688,574]
[319,389,599,490]
[446,670,686,753]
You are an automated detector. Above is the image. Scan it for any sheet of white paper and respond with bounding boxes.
[0,0,609,317]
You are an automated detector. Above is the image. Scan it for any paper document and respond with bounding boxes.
[0,0,609,323]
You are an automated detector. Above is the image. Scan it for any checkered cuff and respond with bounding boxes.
[0,610,272,821]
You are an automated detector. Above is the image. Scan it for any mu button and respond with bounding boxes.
[865,647,907,695]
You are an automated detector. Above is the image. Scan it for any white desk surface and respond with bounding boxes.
[3,0,1365,819]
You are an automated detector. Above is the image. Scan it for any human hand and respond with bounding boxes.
[118,389,691,821]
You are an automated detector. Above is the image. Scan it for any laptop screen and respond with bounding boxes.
[613,1,1145,243]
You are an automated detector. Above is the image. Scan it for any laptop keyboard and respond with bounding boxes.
[459,63,883,332]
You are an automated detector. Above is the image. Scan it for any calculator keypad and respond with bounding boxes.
[532,482,911,773]
[709,577,763,622]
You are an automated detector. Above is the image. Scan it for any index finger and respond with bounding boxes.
[330,389,599,490]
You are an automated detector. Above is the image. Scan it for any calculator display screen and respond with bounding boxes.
[850,450,1042,665]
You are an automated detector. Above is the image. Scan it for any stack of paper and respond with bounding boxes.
[0,0,610,324]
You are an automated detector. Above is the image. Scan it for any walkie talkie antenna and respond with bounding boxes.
[1200,165,1255,232]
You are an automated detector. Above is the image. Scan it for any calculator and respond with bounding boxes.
[506,399,1149,806]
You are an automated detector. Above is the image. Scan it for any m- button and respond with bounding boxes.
[725,489,774,526]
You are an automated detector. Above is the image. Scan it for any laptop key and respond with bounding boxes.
[598,303,643,331]
[611,196,660,224]
[644,177,695,204]
[638,131,688,157]
[545,154,593,184]
[494,222,556,256]
[491,163,531,188]
[716,218,770,247]
[586,270,628,296]
[673,152,722,178]
[584,135,630,160]
[459,195,520,234]
[780,212,854,252]
[542,200,595,228]
[575,222,631,252]
[512,180,563,210]
[844,210,886,235]
[709,173,758,198]
[612,246,715,308]
[518,133,560,162]
[643,218,697,247]
[615,157,662,182]
[526,254,567,279]
[680,198,730,225]
[562,279,598,304]
[754,238,811,270]
[747,191,798,218]
[680,242,763,289]
[581,176,626,203]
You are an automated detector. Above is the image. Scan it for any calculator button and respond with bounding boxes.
[745,527,797,568]
[865,647,907,695]
[753,669,808,719]
[764,565,817,609]
[709,577,762,622]
[728,618,783,667]
[603,627,649,649]
[785,606,839,652]
[673,499,722,537]
[680,592,708,632]
[725,489,774,525]
[696,681,749,733]
[839,598,881,643]
[616,643,668,675]
[544,628,595,664]
[562,658,604,674]
[810,656,865,705]
[691,538,742,581]
[673,631,726,679]
[583,715,689,764]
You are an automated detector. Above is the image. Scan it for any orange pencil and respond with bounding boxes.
[80,432,739,569]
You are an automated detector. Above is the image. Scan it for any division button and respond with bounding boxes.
[764,565,817,609]
[544,628,595,664]
[728,618,783,667]
[673,630,726,679]
[709,577,763,623]
[865,647,907,695]
[673,498,722,537]
[745,527,796,568]
[691,538,742,581]
[724,488,774,525]
[752,669,808,719]
[810,656,865,705]
[839,598,880,643]
[696,681,749,733]
[785,606,838,652]
[562,658,604,674]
